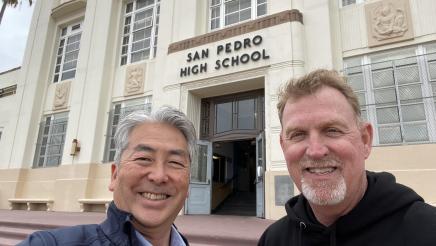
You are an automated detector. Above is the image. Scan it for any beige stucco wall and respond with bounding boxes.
[0,163,112,211]
[367,144,436,205]
[0,68,21,169]
[340,0,436,57]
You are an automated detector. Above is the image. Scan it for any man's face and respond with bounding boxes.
[280,86,373,207]
[109,122,190,232]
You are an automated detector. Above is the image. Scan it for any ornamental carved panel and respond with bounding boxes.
[53,81,71,110]
[124,64,145,96]
[365,0,414,47]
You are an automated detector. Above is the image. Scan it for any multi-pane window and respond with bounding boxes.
[209,0,267,31]
[33,113,68,168]
[344,45,436,145]
[342,0,356,6]
[104,97,152,162]
[425,43,436,114]
[371,50,428,144]
[200,91,264,140]
[120,0,160,65]
[215,98,257,134]
[0,84,17,98]
[53,22,82,83]
[344,57,368,121]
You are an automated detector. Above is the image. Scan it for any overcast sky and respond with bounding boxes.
[0,2,35,73]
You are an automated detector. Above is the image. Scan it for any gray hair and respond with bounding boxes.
[113,106,197,166]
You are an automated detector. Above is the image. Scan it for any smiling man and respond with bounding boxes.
[258,69,436,245]
[20,106,196,246]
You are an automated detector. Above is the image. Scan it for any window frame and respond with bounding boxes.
[340,0,365,8]
[103,96,152,162]
[344,44,436,146]
[33,112,69,168]
[209,0,267,31]
[120,0,161,66]
[52,21,83,83]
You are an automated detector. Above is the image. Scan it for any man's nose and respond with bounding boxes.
[147,162,169,184]
[305,134,329,159]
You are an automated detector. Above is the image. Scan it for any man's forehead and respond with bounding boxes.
[133,143,188,154]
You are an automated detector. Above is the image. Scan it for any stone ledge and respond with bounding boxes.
[168,9,303,54]
[8,198,54,212]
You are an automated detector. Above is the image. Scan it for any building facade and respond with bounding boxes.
[0,0,435,219]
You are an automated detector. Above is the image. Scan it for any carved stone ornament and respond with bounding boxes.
[53,81,70,109]
[366,0,414,47]
[124,64,145,96]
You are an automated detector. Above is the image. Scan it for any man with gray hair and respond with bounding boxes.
[20,106,196,246]
[259,69,436,245]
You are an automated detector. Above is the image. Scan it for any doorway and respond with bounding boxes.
[185,89,265,217]
[211,139,256,216]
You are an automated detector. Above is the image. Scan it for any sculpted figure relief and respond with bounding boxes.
[372,2,408,41]
[125,65,144,95]
[53,82,70,109]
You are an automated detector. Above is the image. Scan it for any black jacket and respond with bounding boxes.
[19,201,189,245]
[258,171,436,246]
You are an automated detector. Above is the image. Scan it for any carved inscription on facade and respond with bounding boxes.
[124,64,145,96]
[53,81,70,109]
[366,0,414,47]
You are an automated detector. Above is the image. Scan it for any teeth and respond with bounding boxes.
[141,192,168,200]
[307,167,335,174]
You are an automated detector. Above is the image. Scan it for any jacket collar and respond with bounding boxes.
[100,201,189,245]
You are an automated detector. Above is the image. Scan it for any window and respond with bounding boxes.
[120,0,160,65]
[215,98,257,134]
[33,113,68,168]
[209,0,267,31]
[344,57,368,121]
[344,45,436,145]
[53,22,82,83]
[0,84,17,98]
[342,0,356,6]
[104,97,152,162]
[341,0,364,7]
[425,43,436,113]
[200,90,264,140]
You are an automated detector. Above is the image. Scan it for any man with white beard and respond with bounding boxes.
[258,69,436,246]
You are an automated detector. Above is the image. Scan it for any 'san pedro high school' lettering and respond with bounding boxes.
[180,35,270,77]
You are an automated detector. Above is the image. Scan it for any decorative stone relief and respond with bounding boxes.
[124,64,145,96]
[366,0,414,47]
[275,175,293,206]
[53,81,70,110]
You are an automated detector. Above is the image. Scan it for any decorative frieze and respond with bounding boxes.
[365,0,414,47]
[168,9,303,54]
[53,81,71,110]
[124,64,145,96]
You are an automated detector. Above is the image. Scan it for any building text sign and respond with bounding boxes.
[179,35,270,77]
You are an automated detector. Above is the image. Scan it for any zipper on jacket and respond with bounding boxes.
[298,221,306,246]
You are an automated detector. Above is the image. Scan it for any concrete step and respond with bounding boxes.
[0,210,274,246]
[0,221,62,245]
[0,225,35,240]
[0,237,23,246]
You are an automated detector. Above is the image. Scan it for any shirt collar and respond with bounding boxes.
[134,224,186,246]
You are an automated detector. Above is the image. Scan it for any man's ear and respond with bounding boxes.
[108,163,118,192]
[361,122,373,159]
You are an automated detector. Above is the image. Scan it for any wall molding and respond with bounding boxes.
[168,9,303,54]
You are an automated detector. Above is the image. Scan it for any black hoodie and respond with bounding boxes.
[258,171,436,246]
